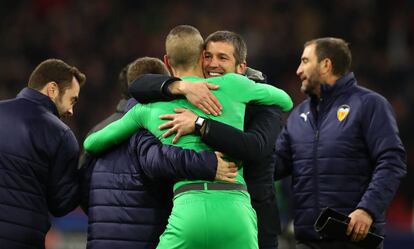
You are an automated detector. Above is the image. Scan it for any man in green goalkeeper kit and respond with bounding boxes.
[84,25,292,249]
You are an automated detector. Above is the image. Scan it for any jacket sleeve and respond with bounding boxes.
[47,129,80,217]
[274,125,293,180]
[78,152,96,214]
[129,74,181,103]
[201,105,282,162]
[133,130,217,181]
[357,93,407,220]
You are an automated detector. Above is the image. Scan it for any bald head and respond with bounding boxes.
[165,25,204,71]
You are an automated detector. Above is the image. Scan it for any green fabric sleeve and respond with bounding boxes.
[248,82,293,112]
[83,105,143,154]
[224,74,293,112]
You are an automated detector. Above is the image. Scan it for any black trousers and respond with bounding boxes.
[296,240,383,249]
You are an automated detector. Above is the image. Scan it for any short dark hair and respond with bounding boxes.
[127,57,169,85]
[204,31,247,65]
[28,58,86,92]
[305,37,352,77]
[165,25,204,70]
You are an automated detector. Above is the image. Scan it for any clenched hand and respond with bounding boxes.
[214,152,238,182]
[346,209,373,242]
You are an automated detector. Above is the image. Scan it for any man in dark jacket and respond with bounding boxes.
[0,58,86,249]
[275,37,407,249]
[80,57,237,249]
[128,31,284,249]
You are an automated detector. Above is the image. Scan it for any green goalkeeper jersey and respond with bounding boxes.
[84,73,293,189]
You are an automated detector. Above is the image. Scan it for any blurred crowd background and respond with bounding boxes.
[1,0,413,248]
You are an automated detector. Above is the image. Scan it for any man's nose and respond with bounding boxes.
[296,65,303,76]
[67,108,73,117]
[209,57,220,67]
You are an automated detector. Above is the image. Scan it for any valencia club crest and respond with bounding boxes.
[337,105,350,122]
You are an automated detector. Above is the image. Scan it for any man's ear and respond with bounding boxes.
[236,61,247,74]
[164,55,174,76]
[46,81,59,100]
[320,58,332,76]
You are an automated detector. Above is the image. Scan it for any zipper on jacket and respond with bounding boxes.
[313,99,322,224]
[313,129,320,218]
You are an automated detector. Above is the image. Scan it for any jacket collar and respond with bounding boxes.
[125,98,138,112]
[115,99,128,113]
[320,72,356,99]
[17,87,59,117]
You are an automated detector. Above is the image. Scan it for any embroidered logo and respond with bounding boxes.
[300,111,310,122]
[337,105,350,122]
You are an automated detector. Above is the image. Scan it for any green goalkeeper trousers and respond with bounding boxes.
[157,190,258,249]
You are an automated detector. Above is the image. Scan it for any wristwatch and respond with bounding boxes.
[194,116,206,135]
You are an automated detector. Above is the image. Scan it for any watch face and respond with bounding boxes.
[196,117,205,126]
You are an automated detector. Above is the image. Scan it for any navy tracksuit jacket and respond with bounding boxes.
[0,88,80,249]
[275,72,406,241]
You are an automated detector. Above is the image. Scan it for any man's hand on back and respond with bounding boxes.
[214,152,238,183]
[169,80,222,116]
[159,108,198,143]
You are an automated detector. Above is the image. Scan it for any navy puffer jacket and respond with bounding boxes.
[275,73,406,240]
[0,88,80,249]
[81,129,217,249]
